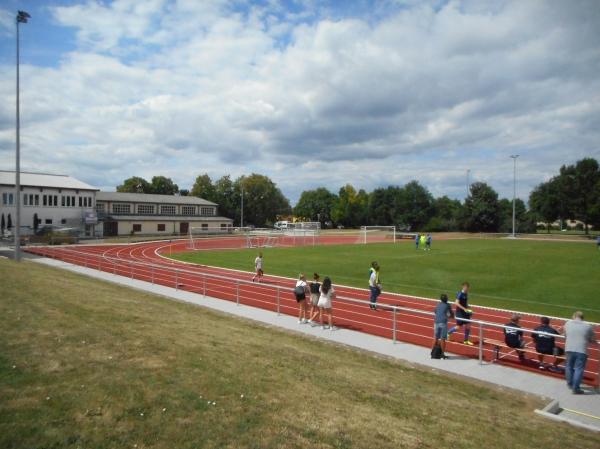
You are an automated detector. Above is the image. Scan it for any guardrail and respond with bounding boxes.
[29,245,600,388]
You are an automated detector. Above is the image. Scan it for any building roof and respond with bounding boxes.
[96,191,217,206]
[101,215,233,222]
[0,170,98,191]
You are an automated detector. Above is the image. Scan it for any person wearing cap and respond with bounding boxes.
[564,311,597,394]
[504,314,526,361]
[532,317,564,372]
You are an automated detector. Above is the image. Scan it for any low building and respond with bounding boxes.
[0,170,99,237]
[95,192,233,237]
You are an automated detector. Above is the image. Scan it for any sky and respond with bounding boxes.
[0,0,599,205]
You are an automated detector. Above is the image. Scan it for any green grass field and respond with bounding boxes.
[171,238,600,321]
[2,258,600,449]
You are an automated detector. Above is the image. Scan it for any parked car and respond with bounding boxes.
[274,221,289,230]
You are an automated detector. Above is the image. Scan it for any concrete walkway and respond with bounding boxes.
[27,255,600,432]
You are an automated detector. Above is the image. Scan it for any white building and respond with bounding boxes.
[95,192,233,237]
[0,170,98,237]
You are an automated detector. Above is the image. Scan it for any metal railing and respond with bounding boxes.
[31,245,600,388]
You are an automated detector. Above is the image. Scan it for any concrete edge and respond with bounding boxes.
[535,407,600,432]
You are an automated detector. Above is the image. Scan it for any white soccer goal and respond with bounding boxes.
[359,226,396,244]
[187,225,234,249]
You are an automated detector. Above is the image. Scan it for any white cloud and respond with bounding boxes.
[0,0,599,204]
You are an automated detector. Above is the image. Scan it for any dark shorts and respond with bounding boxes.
[455,310,471,325]
[536,346,564,356]
[295,294,306,303]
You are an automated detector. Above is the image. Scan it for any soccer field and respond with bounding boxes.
[171,238,600,322]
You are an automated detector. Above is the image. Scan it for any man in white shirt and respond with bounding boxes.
[252,252,263,282]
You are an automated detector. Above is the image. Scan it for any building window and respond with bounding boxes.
[157,224,166,232]
[23,194,28,206]
[79,197,82,207]
[132,224,142,232]
[71,196,75,207]
[43,195,47,206]
[200,207,214,216]
[3,193,14,205]
[45,219,52,224]
[61,219,67,224]
[61,196,66,207]
[160,205,176,215]
[221,223,226,229]
[181,205,195,215]
[113,204,131,214]
[53,195,58,206]
[138,204,155,215]
[96,203,105,213]
[34,194,39,206]
[201,223,208,229]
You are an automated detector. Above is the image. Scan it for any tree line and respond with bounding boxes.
[116,157,599,233]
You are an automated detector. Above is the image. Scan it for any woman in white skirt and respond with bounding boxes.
[315,276,335,330]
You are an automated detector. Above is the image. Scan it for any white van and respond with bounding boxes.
[274,221,289,230]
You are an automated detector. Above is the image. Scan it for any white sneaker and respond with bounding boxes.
[298,319,304,324]
[303,319,308,324]
[322,325,329,330]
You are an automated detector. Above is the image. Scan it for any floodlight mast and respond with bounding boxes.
[15,10,30,262]
[510,155,519,238]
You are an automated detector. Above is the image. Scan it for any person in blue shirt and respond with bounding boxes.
[504,313,525,361]
[433,293,454,357]
[415,233,420,250]
[448,282,474,345]
[425,234,432,251]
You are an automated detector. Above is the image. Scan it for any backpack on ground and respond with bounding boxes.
[431,343,443,359]
[294,285,306,300]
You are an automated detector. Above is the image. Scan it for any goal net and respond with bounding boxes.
[246,230,283,248]
[358,226,396,244]
[187,225,234,249]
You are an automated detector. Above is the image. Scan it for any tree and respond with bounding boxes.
[331,184,367,227]
[529,178,561,232]
[214,175,237,220]
[461,182,500,232]
[149,176,179,195]
[425,196,462,231]
[234,174,291,227]
[498,198,531,233]
[293,188,338,225]
[563,158,600,234]
[191,174,217,201]
[368,186,398,226]
[393,181,435,231]
[117,176,151,193]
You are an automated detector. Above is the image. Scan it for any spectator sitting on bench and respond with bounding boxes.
[532,316,564,372]
[504,314,526,361]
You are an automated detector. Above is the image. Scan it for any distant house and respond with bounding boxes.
[95,192,233,237]
[0,170,99,237]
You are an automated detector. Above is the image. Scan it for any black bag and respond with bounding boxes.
[294,285,306,300]
[310,282,320,294]
[431,344,443,359]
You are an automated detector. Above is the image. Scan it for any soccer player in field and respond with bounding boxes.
[425,234,432,250]
[415,233,420,250]
[448,282,474,345]
[252,252,264,282]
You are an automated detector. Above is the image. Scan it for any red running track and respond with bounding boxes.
[25,235,600,387]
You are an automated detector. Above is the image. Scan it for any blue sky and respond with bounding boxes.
[0,0,599,204]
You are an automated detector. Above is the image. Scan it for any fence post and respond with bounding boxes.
[203,275,206,297]
[236,281,240,306]
[478,322,483,365]
[277,287,280,316]
[151,265,154,284]
[84,255,87,268]
[130,261,133,279]
[113,260,116,275]
[175,270,179,290]
[392,307,397,344]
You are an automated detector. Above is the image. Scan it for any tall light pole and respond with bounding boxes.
[510,155,519,238]
[15,10,31,262]
[240,187,244,228]
[466,169,471,198]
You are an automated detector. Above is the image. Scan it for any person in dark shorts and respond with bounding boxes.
[504,313,526,361]
[532,316,564,372]
[433,293,454,357]
[294,273,309,324]
[448,282,473,345]
[368,261,381,310]
[415,233,420,250]
[307,273,321,324]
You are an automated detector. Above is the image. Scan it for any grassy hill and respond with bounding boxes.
[1,258,599,449]
[171,238,600,321]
